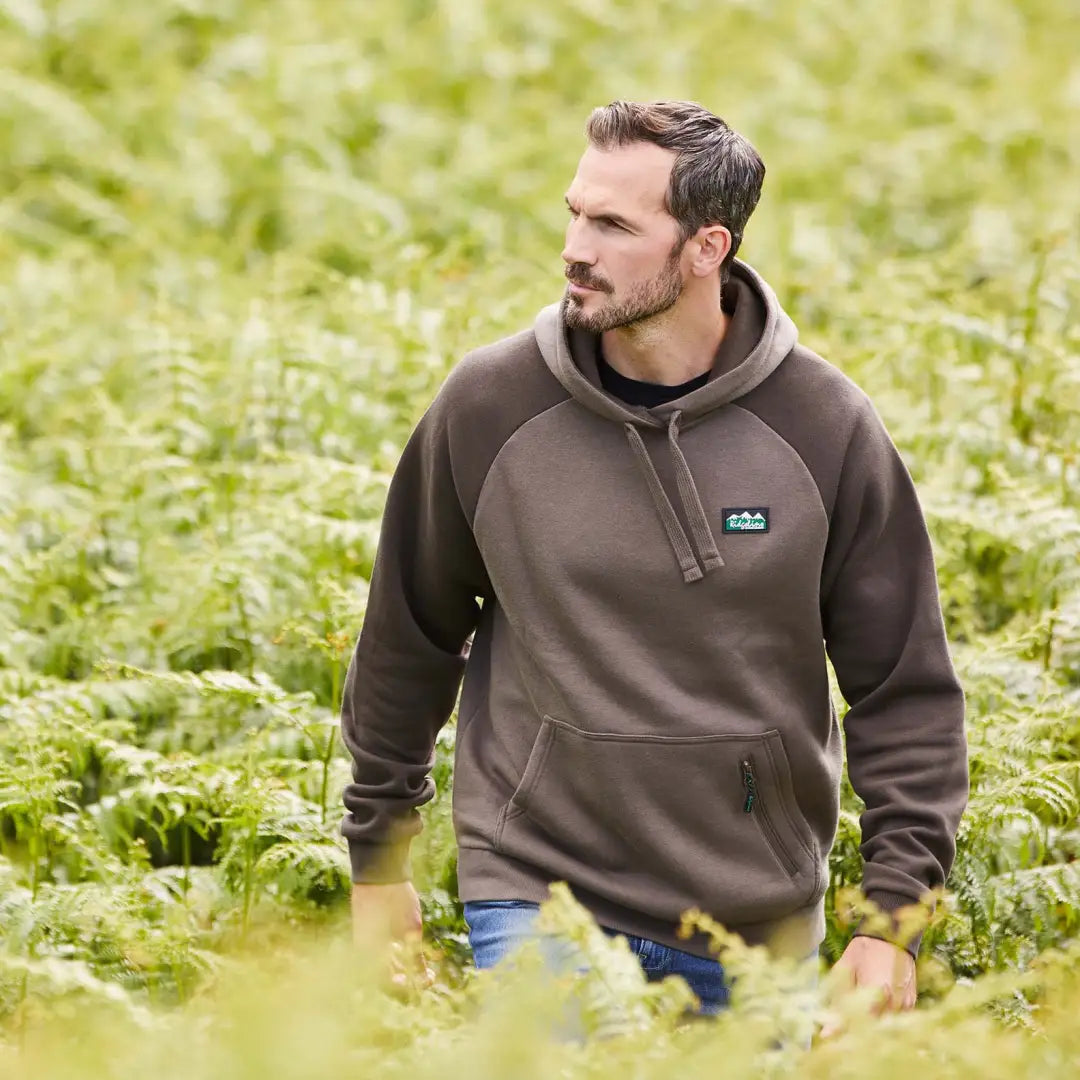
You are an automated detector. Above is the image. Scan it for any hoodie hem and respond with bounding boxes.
[457,845,825,962]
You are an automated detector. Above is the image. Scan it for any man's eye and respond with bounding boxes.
[566,208,624,231]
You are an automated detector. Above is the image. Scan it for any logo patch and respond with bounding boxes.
[722,507,770,534]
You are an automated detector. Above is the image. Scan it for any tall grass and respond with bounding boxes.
[1,0,1079,1072]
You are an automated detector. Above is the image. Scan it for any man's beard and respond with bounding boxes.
[564,245,685,333]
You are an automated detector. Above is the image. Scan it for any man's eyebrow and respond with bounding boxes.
[564,195,638,231]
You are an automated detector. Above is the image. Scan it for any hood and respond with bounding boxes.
[533,258,798,430]
[531,259,800,584]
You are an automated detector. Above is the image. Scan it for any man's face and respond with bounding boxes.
[561,142,688,333]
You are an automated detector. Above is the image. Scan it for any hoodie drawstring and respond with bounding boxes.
[623,411,725,584]
[666,411,725,575]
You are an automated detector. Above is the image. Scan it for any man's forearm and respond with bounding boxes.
[339,383,489,878]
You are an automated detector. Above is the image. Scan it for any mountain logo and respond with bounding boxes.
[722,507,770,534]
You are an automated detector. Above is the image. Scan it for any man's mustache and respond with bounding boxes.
[565,266,612,292]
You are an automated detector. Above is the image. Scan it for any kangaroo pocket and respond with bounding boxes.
[493,716,819,927]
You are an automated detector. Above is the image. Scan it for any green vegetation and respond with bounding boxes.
[1,0,1079,1073]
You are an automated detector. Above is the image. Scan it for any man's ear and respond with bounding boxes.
[689,224,732,278]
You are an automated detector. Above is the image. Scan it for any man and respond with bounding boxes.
[341,100,969,1019]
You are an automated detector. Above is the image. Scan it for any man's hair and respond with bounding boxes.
[585,100,765,282]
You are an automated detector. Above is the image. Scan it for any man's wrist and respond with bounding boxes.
[850,928,921,962]
[853,889,927,960]
[349,838,413,884]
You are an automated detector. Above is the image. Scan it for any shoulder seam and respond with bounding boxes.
[729,402,831,523]
[470,397,575,526]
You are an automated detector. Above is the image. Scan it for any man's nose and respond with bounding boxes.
[561,218,595,267]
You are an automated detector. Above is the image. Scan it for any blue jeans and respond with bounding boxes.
[466,899,738,1016]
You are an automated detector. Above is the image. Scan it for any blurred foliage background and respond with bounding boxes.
[1,0,1079,1074]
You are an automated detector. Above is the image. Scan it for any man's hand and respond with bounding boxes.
[351,881,422,943]
[820,935,916,1038]
[351,882,432,991]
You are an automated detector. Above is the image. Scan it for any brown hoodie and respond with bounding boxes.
[340,259,969,960]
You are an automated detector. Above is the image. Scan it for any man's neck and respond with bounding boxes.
[600,292,731,386]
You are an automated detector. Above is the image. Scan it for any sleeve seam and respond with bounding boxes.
[729,402,832,526]
[470,397,576,527]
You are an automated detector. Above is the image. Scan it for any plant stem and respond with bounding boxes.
[182,822,191,899]
[319,724,336,825]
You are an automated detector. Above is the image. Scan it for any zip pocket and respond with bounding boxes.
[742,757,800,878]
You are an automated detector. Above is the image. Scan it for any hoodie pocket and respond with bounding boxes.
[493,717,818,927]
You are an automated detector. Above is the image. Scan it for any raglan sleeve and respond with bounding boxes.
[339,377,490,884]
[821,397,969,958]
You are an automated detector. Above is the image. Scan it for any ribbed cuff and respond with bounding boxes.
[851,889,927,960]
[348,838,413,884]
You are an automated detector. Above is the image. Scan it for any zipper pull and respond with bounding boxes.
[741,759,756,813]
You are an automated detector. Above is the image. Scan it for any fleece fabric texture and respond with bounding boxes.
[340,259,969,961]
